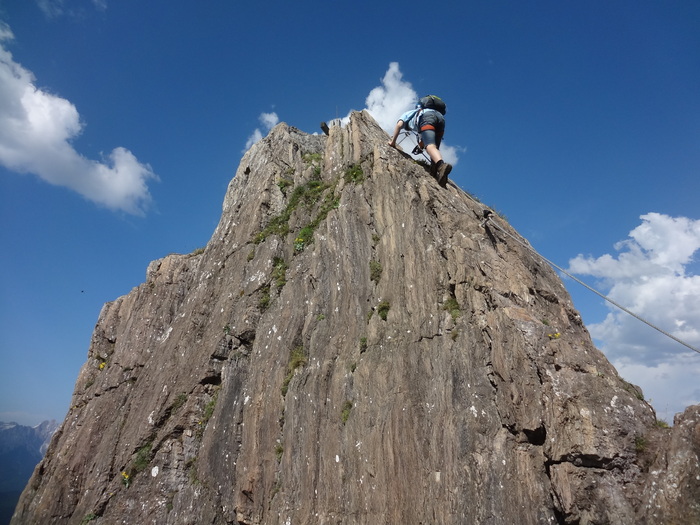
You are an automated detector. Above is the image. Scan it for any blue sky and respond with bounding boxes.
[1,0,698,426]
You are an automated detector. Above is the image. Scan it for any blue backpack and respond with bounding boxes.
[419,95,447,115]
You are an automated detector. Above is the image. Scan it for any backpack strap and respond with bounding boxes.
[402,108,422,131]
[414,108,423,129]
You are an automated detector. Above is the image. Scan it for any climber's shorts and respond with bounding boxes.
[418,109,445,148]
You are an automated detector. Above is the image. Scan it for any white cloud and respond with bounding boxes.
[0,26,157,215]
[363,62,418,133]
[0,23,12,41]
[243,111,279,152]
[568,212,700,418]
[259,111,279,130]
[243,129,263,152]
[613,355,700,423]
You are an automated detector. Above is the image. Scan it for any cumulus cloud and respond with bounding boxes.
[363,62,418,133]
[568,212,700,419]
[243,111,279,152]
[258,111,279,130]
[0,25,156,215]
[613,356,700,421]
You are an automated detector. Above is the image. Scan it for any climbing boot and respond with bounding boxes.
[430,162,438,179]
[436,162,452,188]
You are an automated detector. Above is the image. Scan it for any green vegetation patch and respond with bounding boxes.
[344,164,364,184]
[254,174,338,249]
[185,457,199,485]
[377,301,391,321]
[302,152,323,165]
[172,392,188,411]
[294,225,316,252]
[259,284,272,311]
[254,214,291,245]
[634,435,647,453]
[294,187,340,253]
[132,440,154,473]
[277,177,293,194]
[341,401,353,424]
[281,346,308,396]
[196,388,220,438]
[303,152,323,177]
[444,297,461,320]
[272,257,288,288]
[359,337,368,353]
[258,258,289,311]
[369,260,383,284]
[294,179,330,209]
[275,443,284,462]
[202,394,218,423]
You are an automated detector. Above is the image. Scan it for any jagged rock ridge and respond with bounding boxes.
[13,111,700,524]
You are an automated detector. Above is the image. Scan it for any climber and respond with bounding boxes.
[387,97,452,187]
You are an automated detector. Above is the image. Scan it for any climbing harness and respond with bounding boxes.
[396,131,431,162]
[473,199,700,356]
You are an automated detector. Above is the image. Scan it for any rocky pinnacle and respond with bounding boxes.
[13,111,700,524]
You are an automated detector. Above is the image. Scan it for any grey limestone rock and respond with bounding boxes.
[12,111,700,524]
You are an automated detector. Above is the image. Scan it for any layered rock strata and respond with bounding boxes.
[13,111,700,524]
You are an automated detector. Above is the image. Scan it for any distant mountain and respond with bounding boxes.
[0,420,57,525]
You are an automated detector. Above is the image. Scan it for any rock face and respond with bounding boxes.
[12,112,700,524]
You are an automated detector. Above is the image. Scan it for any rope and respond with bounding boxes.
[455,186,700,355]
